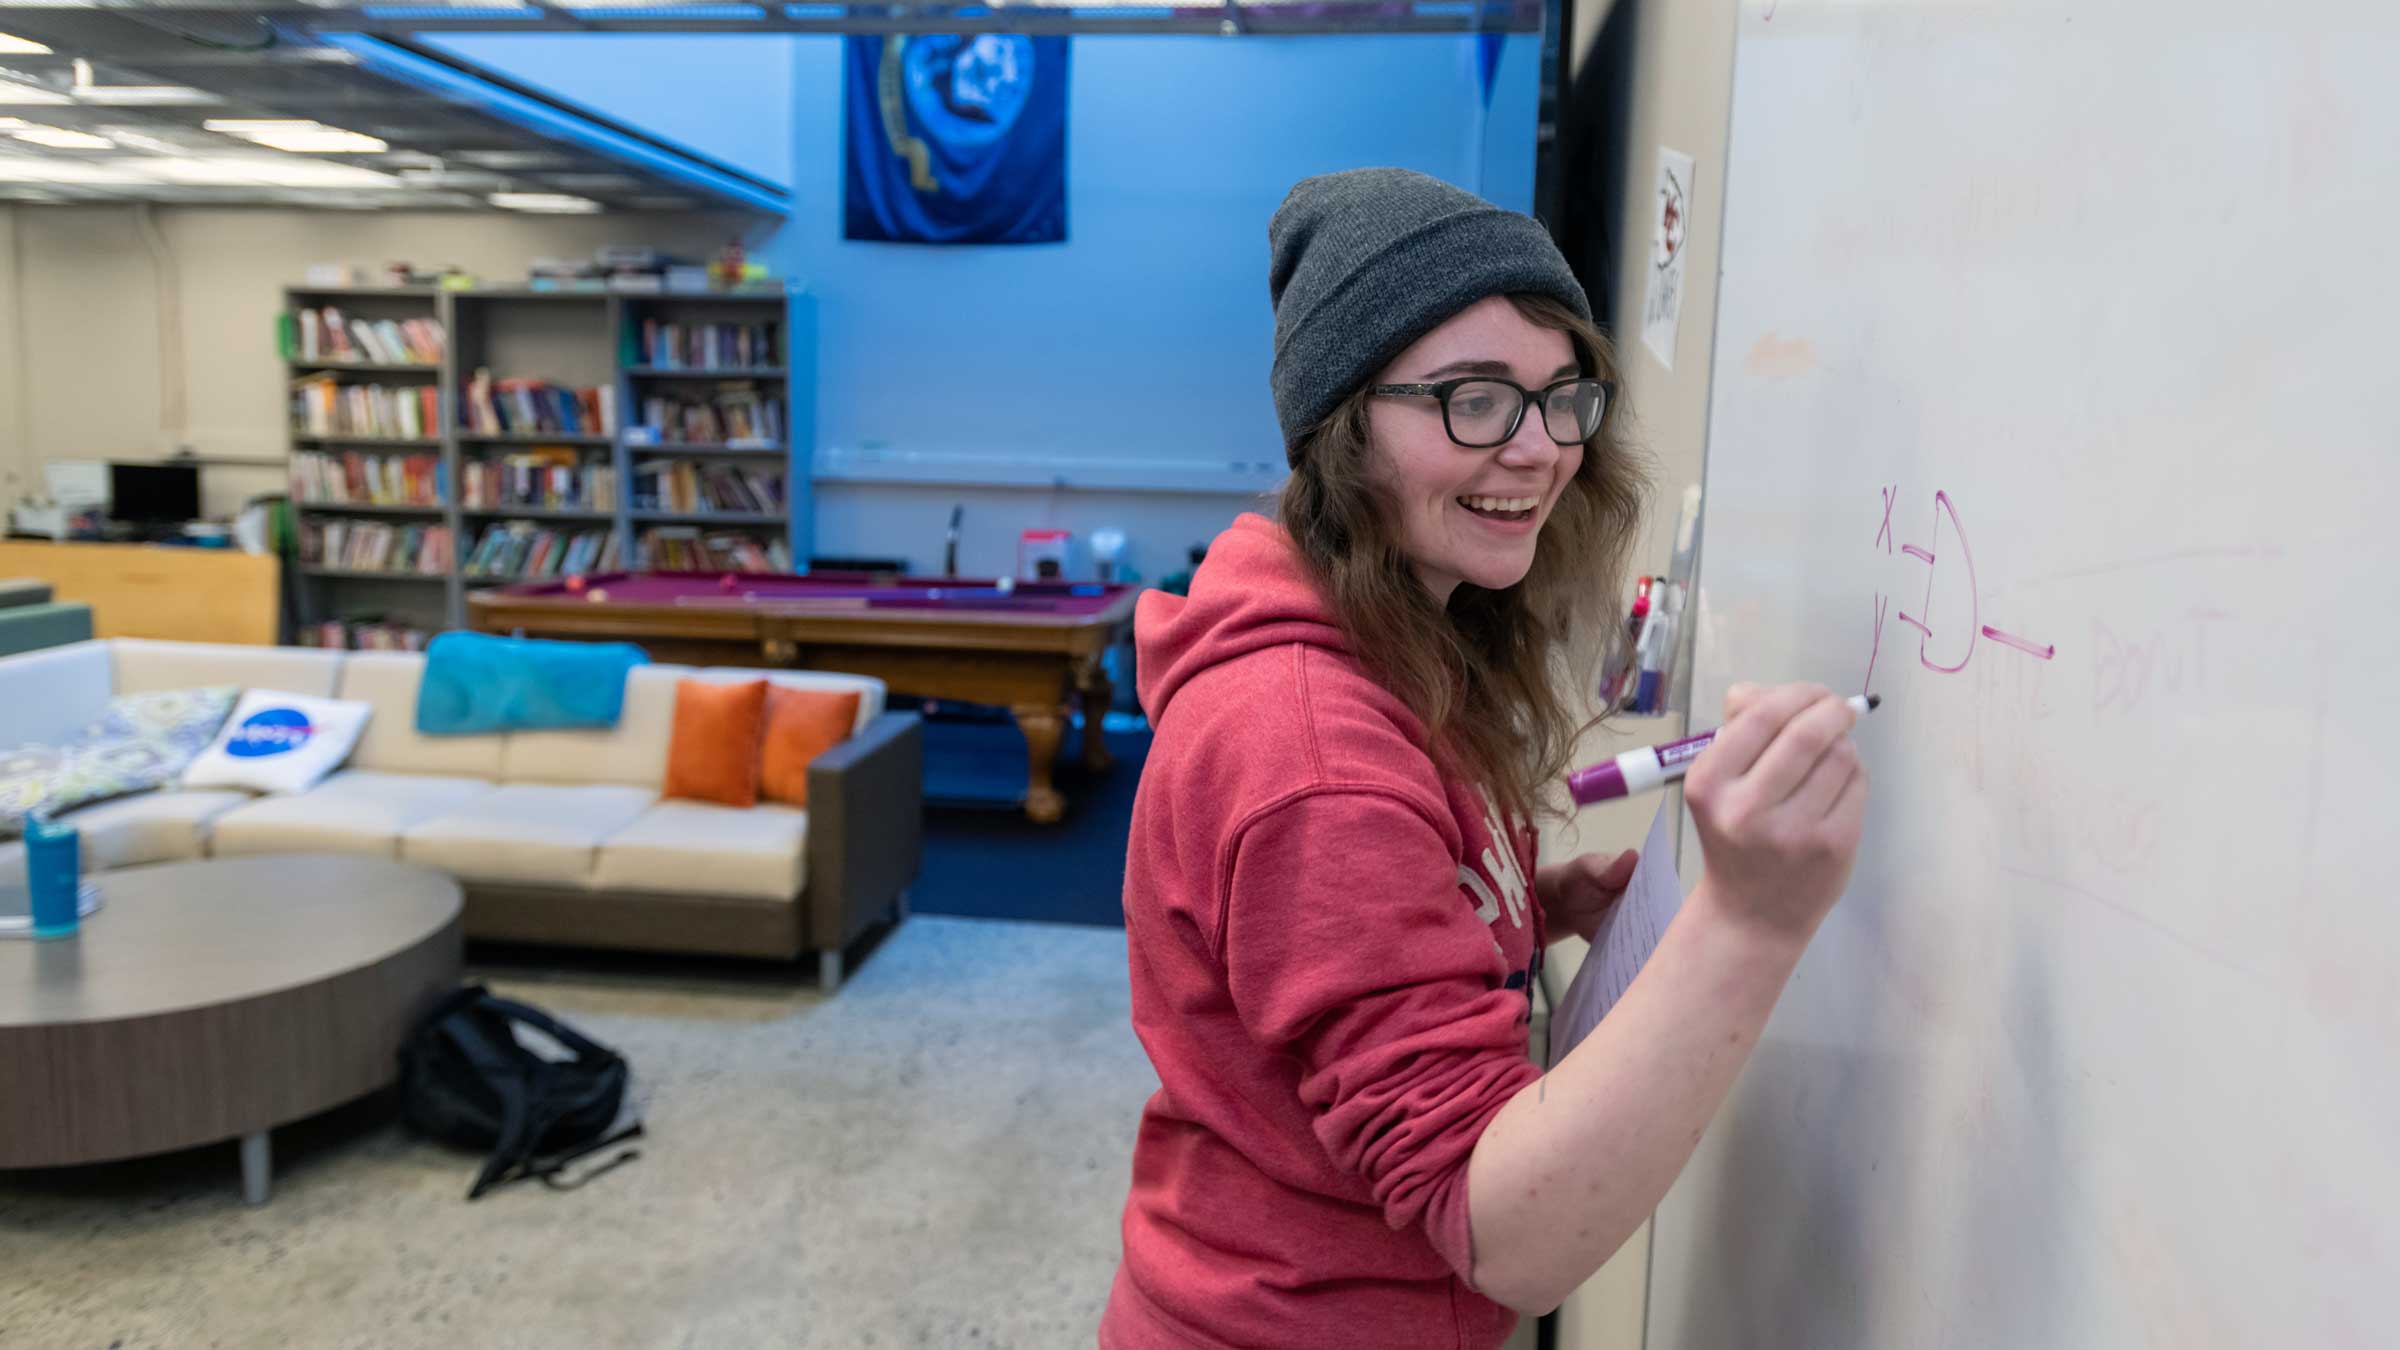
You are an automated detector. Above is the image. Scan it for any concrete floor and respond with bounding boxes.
[0,917,1157,1350]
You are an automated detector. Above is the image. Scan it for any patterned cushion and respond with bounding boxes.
[0,685,240,837]
[79,685,242,753]
[0,743,68,828]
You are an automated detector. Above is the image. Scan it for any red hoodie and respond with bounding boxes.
[1103,514,1546,1350]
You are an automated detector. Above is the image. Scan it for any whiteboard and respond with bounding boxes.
[1659,3,2400,1347]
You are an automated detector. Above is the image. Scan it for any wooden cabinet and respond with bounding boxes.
[0,540,279,645]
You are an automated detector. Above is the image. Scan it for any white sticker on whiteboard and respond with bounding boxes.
[1642,146,1697,370]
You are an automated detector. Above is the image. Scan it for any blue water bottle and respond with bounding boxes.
[25,812,81,940]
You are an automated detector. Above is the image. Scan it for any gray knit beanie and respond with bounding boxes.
[1269,167,1592,461]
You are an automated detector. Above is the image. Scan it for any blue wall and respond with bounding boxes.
[784,34,1541,473]
[1479,34,1539,211]
[412,32,1541,571]
[425,34,799,189]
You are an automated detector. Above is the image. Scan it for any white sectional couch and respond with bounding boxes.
[0,639,924,989]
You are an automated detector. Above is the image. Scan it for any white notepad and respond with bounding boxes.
[1547,799,1682,1065]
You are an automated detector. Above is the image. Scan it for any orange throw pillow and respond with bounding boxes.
[663,678,770,807]
[758,685,861,807]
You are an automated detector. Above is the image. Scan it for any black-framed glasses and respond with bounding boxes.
[1369,376,1613,449]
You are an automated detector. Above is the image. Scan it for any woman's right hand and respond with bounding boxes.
[1683,681,1869,946]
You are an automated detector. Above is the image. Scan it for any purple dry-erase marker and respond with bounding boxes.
[1567,693,1879,805]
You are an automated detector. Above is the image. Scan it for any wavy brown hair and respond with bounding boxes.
[1277,292,1649,825]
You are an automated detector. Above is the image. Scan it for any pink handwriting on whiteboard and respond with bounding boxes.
[1865,487,2053,695]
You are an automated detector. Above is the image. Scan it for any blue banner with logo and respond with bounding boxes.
[843,35,1069,245]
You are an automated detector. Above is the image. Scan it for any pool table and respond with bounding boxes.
[468,571,1140,823]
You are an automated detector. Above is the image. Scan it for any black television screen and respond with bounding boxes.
[109,462,200,525]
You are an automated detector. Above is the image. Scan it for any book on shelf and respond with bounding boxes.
[631,459,785,515]
[290,450,446,507]
[291,376,441,440]
[301,519,454,574]
[460,448,618,512]
[463,368,617,437]
[299,619,432,652]
[636,318,780,370]
[635,525,791,574]
[464,521,620,579]
[286,305,444,365]
[638,383,783,444]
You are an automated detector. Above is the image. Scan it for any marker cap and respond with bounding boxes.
[1566,759,1627,806]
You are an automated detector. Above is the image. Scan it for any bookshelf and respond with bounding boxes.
[303,503,445,517]
[631,510,785,526]
[457,433,616,446]
[636,442,785,455]
[459,506,613,521]
[281,284,810,647]
[284,284,449,647]
[616,291,802,578]
[303,567,448,583]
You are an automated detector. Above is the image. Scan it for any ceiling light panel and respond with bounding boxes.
[0,24,785,213]
[149,155,401,189]
[11,125,112,149]
[0,155,139,185]
[488,191,600,213]
[0,77,68,105]
[97,128,189,155]
[204,118,388,153]
[74,86,221,107]
[398,166,508,188]
[456,149,567,169]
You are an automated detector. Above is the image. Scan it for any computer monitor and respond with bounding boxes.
[108,462,200,527]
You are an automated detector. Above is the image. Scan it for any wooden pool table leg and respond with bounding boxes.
[1012,703,1068,824]
[1078,663,1114,773]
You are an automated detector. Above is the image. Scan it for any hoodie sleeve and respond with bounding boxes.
[1219,786,1541,1286]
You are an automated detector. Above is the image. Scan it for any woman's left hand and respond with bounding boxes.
[1536,849,1639,945]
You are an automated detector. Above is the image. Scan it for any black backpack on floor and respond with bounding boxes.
[399,985,645,1200]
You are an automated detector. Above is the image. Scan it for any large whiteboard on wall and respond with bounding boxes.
[1656,2,2399,1346]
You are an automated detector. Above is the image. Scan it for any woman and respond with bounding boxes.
[1102,169,1868,1349]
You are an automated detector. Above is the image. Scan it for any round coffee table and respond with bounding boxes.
[0,853,461,1204]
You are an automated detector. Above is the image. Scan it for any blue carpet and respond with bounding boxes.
[912,714,1146,928]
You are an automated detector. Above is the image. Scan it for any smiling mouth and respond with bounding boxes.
[1458,494,1538,523]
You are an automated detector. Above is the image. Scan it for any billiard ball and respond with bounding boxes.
[564,574,587,594]
[995,576,1016,596]
[587,587,608,603]
[720,573,739,592]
